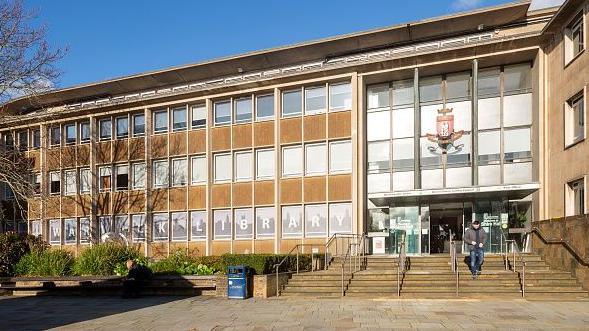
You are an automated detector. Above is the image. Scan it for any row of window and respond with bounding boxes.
[42,140,352,195]
[35,202,352,244]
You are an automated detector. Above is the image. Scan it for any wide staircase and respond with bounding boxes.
[280,253,588,300]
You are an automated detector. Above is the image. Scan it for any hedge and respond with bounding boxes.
[72,243,141,276]
[14,250,74,277]
[0,232,47,277]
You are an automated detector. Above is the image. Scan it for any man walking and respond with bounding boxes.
[464,220,486,279]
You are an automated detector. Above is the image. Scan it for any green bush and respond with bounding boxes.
[219,253,324,275]
[14,249,74,276]
[73,243,140,276]
[149,251,217,275]
[0,233,48,276]
[114,256,151,276]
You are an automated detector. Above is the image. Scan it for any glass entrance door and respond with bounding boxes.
[470,199,507,253]
[389,206,420,254]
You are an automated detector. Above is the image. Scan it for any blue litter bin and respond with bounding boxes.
[227,265,250,299]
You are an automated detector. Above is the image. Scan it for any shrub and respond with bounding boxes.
[0,233,48,277]
[113,256,151,276]
[219,253,324,275]
[14,249,74,276]
[73,243,140,276]
[149,251,217,275]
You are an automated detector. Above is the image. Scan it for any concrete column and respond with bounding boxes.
[413,68,421,190]
[472,59,479,186]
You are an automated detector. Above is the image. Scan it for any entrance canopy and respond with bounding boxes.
[368,183,540,207]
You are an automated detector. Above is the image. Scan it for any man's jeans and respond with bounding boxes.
[470,249,484,275]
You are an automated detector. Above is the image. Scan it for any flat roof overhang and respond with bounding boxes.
[368,183,540,206]
[2,1,532,113]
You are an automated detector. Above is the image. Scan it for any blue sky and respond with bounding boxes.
[25,0,563,89]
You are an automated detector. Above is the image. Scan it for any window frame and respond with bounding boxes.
[50,126,61,147]
[213,100,232,126]
[17,130,28,150]
[281,145,303,178]
[31,128,41,149]
[190,155,207,185]
[98,118,112,141]
[566,177,586,216]
[190,104,206,129]
[79,122,90,143]
[131,162,146,189]
[132,113,146,137]
[79,168,91,194]
[115,116,129,139]
[329,140,352,174]
[564,10,585,66]
[329,82,352,112]
[565,90,586,148]
[234,150,253,182]
[255,93,275,121]
[171,158,188,187]
[304,85,327,115]
[281,88,303,118]
[234,96,253,124]
[213,153,232,183]
[255,148,275,180]
[305,143,327,176]
[153,159,169,188]
[99,166,112,192]
[115,164,129,191]
[153,109,169,134]
[64,169,77,196]
[49,171,61,195]
[172,106,188,132]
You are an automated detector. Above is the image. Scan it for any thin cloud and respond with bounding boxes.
[451,0,484,10]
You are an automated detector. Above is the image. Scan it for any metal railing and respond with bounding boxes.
[450,237,459,296]
[397,241,407,297]
[529,227,589,266]
[325,233,364,268]
[340,235,367,296]
[500,232,526,297]
[273,243,324,297]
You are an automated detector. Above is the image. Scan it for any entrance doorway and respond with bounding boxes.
[428,203,464,254]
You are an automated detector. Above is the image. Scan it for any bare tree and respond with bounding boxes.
[0,0,64,218]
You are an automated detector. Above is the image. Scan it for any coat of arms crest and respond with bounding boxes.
[425,107,464,154]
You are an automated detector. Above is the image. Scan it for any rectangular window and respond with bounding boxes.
[234,151,253,181]
[567,178,585,216]
[367,84,389,110]
[191,156,206,184]
[256,94,274,120]
[419,76,442,103]
[172,106,187,131]
[50,172,60,194]
[116,116,129,139]
[214,101,231,125]
[478,130,501,165]
[503,64,531,94]
[255,207,275,239]
[114,215,129,238]
[49,219,61,245]
[80,122,90,143]
[33,173,41,195]
[329,203,353,235]
[190,211,207,240]
[64,124,76,145]
[477,67,500,97]
[282,145,302,177]
[282,205,302,238]
[368,141,390,173]
[392,80,414,107]
[392,138,414,171]
[80,168,91,193]
[367,110,391,141]
[214,153,231,182]
[256,149,275,180]
[153,213,169,241]
[17,131,28,150]
[50,126,61,146]
[64,170,77,195]
[305,143,327,175]
[115,164,129,190]
[565,92,585,146]
[133,114,145,136]
[171,158,188,186]
[99,216,112,239]
[235,97,252,123]
[504,128,531,162]
[32,129,41,148]
[282,89,302,116]
[329,140,352,173]
[132,163,146,189]
[31,220,42,237]
[153,160,169,187]
[3,132,14,149]
[80,218,91,244]
[99,119,112,140]
[565,12,585,63]
[234,208,253,240]
[446,72,471,101]
[153,110,168,133]
[191,104,206,128]
[392,107,414,139]
[329,83,351,111]
[64,218,77,245]
[213,209,232,240]
[131,214,146,242]
[305,86,326,114]
[99,166,112,191]
[305,204,327,237]
[171,212,188,241]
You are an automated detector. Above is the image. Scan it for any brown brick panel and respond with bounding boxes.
[303,114,326,141]
[280,239,301,254]
[211,127,231,151]
[254,240,275,254]
[28,150,41,171]
[77,195,92,217]
[61,196,77,217]
[188,186,206,210]
[28,199,41,219]
[233,240,253,254]
[112,140,129,163]
[96,193,111,215]
[280,118,302,144]
[211,241,231,255]
[328,111,352,139]
[60,146,76,168]
[233,182,253,207]
[76,145,90,166]
[328,174,352,201]
[304,176,327,202]
[128,191,146,213]
[151,189,168,211]
[128,138,145,160]
[188,130,206,154]
[187,242,207,256]
[254,181,274,205]
[169,242,189,252]
[232,124,252,149]
[150,243,168,260]
[151,135,168,158]
[111,191,129,214]
[46,149,60,170]
[280,178,302,204]
[211,184,231,208]
[96,142,112,164]
[254,121,274,146]
[45,196,60,218]
[169,187,188,211]
[169,132,188,156]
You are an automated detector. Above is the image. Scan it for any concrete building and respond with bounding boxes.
[0,0,586,259]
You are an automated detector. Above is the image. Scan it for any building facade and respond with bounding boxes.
[0,1,586,258]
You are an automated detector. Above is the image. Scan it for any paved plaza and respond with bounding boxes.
[1,296,589,330]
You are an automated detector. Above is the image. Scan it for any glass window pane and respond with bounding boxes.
[446,133,471,166]
[445,167,471,188]
[419,76,442,103]
[329,203,352,235]
[368,141,390,173]
[116,117,128,138]
[191,156,206,184]
[392,171,414,191]
[368,173,390,193]
[282,90,302,116]
[305,204,327,237]
[172,107,187,131]
[392,138,414,170]
[367,110,391,141]
[190,211,207,240]
[214,153,232,182]
[478,130,501,165]
[256,94,274,119]
[446,101,471,132]
[235,151,253,181]
[282,145,302,177]
[235,98,252,122]
[420,104,442,136]
[234,208,253,240]
[191,104,206,128]
[478,97,501,130]
[64,219,77,244]
[478,165,501,186]
[153,213,169,241]
[420,136,442,168]
[255,207,275,238]
[80,122,90,142]
[392,79,414,107]
[446,72,471,100]
[305,86,326,114]
[50,126,60,145]
[392,107,414,139]
[329,83,351,111]
[504,162,532,184]
[132,214,146,242]
[256,149,275,180]
[504,64,531,94]
[305,144,326,175]
[214,101,231,125]
[172,158,188,186]
[99,119,111,139]
[282,205,302,238]
[64,170,76,195]
[421,168,443,189]
[478,67,500,97]
[171,212,188,241]
[132,163,146,189]
[153,160,169,187]
[154,110,168,132]
[367,84,389,110]
[65,124,76,144]
[329,140,352,173]
[133,114,145,136]
[213,209,232,240]
[503,93,532,127]
[504,128,531,161]
[80,168,91,193]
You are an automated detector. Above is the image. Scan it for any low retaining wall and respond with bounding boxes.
[215,272,292,298]
[532,215,589,290]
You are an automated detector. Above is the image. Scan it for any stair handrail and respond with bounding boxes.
[528,226,589,266]
[499,231,512,271]
[450,237,459,296]
[324,233,363,270]
[273,243,324,297]
[507,239,526,298]
[341,241,354,297]
[397,240,407,297]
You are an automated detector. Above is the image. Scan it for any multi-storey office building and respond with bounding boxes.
[0,1,586,258]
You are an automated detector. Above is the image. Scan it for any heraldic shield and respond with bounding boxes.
[426,107,464,154]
